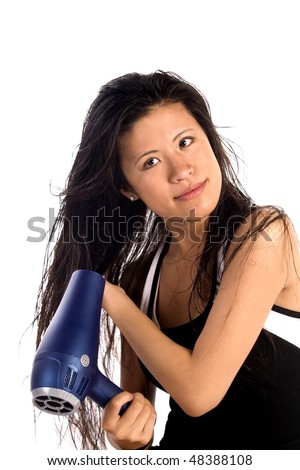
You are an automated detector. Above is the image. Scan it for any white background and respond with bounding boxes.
[1,0,299,462]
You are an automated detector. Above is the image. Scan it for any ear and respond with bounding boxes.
[120,187,139,202]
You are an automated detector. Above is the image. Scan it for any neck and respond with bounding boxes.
[166,216,208,261]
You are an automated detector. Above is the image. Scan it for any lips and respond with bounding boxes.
[175,180,207,200]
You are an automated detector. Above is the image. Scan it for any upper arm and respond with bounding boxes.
[190,214,290,412]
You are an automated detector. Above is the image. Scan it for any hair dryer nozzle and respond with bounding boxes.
[32,387,80,415]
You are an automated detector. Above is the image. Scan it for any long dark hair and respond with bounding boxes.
[34,70,287,448]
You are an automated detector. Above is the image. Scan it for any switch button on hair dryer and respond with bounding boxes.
[31,270,129,416]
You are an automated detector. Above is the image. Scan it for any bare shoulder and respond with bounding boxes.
[226,206,297,260]
[223,206,300,310]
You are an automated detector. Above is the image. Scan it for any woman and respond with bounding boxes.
[35,71,300,450]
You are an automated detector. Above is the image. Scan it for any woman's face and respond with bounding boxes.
[119,102,222,222]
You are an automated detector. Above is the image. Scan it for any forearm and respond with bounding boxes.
[103,286,199,414]
[107,432,154,450]
[106,432,123,450]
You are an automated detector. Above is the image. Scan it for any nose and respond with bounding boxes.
[168,154,194,182]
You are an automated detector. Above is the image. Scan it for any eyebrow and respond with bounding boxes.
[134,128,195,164]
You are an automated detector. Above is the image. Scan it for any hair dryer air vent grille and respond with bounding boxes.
[64,366,77,390]
[32,387,81,415]
[34,395,74,414]
[76,377,90,396]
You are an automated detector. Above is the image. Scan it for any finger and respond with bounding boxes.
[141,406,157,437]
[126,393,157,433]
[102,391,133,431]
[121,394,156,447]
[103,392,156,446]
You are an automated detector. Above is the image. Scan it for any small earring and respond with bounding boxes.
[130,196,135,202]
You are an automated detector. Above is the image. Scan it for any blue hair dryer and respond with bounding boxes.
[31,270,128,415]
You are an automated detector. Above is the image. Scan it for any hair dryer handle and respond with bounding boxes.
[89,370,130,415]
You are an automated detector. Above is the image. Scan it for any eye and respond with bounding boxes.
[143,157,159,170]
[179,137,194,149]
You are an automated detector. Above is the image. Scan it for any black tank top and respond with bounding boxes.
[139,241,300,450]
